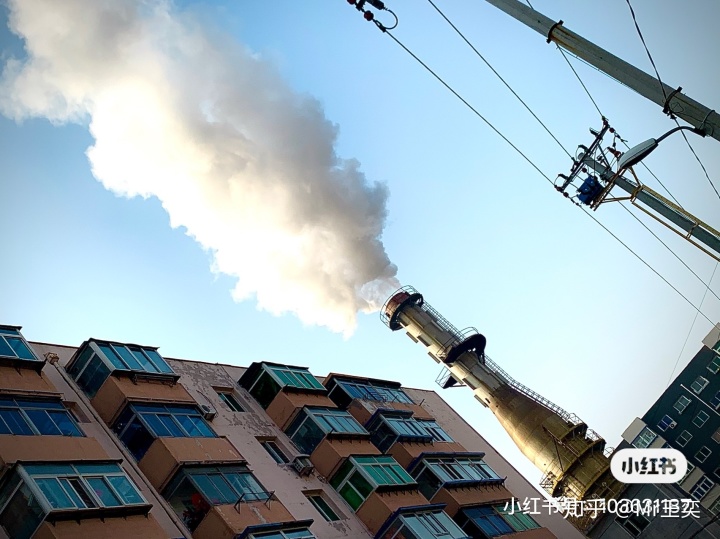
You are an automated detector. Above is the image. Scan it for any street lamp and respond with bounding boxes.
[617,125,707,170]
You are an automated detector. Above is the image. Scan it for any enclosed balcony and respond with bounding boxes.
[0,326,44,372]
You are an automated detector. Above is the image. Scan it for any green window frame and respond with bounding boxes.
[265,365,324,391]
[497,501,540,531]
[330,456,415,511]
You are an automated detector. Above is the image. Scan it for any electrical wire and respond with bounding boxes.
[425,0,572,159]
[624,0,720,202]
[377,26,718,327]
[381,30,554,185]
[665,262,719,388]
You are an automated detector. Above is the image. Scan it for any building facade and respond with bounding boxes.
[588,324,720,538]
[0,324,582,539]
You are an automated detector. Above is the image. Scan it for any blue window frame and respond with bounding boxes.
[113,404,216,460]
[0,327,40,363]
[67,340,175,398]
[457,506,513,537]
[0,463,147,539]
[164,466,270,531]
[0,398,82,437]
[286,407,367,455]
[412,456,502,499]
[383,509,470,539]
[335,380,413,404]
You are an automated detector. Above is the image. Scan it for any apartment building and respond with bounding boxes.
[0,324,582,538]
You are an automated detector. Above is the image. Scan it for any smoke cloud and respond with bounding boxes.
[1,0,399,334]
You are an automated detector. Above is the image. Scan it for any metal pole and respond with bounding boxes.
[484,0,720,142]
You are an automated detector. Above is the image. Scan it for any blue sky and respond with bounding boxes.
[2,0,719,489]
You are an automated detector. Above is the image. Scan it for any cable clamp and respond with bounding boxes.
[546,20,563,43]
[662,86,682,119]
[697,109,715,137]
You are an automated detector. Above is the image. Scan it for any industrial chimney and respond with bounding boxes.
[381,286,624,512]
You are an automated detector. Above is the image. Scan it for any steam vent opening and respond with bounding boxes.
[380,285,625,532]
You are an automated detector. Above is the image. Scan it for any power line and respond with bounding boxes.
[374,24,717,327]
[425,0,572,159]
[624,0,720,202]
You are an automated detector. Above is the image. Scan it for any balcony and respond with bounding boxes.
[0,326,45,372]
[356,489,431,535]
[310,437,381,478]
[91,374,197,424]
[139,436,244,490]
[0,435,107,467]
[33,515,169,539]
[192,502,302,539]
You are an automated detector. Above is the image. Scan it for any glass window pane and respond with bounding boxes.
[6,337,36,360]
[76,356,111,397]
[0,483,45,539]
[339,483,365,511]
[130,348,159,373]
[25,410,62,435]
[0,337,15,358]
[35,478,74,509]
[0,409,33,435]
[109,345,142,370]
[24,463,76,476]
[98,344,129,370]
[108,476,144,504]
[192,474,227,504]
[142,349,174,373]
[226,472,265,501]
[86,477,122,507]
[349,471,374,497]
[59,478,90,508]
[119,417,156,460]
[48,411,82,436]
[74,464,122,474]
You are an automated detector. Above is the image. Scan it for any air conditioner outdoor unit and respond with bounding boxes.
[669,421,677,429]
[200,403,217,420]
[292,456,314,476]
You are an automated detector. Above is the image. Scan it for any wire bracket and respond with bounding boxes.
[661,86,682,119]
[546,20,564,43]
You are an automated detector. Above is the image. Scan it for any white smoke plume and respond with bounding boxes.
[1,0,399,334]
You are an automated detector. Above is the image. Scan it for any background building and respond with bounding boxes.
[0,324,583,539]
[588,324,720,538]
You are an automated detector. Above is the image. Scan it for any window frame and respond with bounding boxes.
[384,509,469,539]
[305,492,341,522]
[631,427,657,448]
[0,327,41,364]
[414,419,454,443]
[656,415,675,432]
[690,475,714,500]
[710,390,720,409]
[497,501,541,532]
[691,376,710,394]
[253,365,324,392]
[260,440,290,464]
[0,461,148,538]
[673,395,692,414]
[677,430,693,447]
[693,410,710,428]
[286,407,367,455]
[696,446,712,463]
[457,505,514,537]
[248,529,316,539]
[330,456,415,511]
[412,456,502,499]
[709,355,720,374]
[217,391,245,412]
[0,397,83,437]
[334,380,414,404]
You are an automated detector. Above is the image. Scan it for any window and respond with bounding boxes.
[616,513,651,537]
[67,340,175,397]
[709,356,720,374]
[677,430,693,447]
[0,463,146,539]
[164,466,269,531]
[368,412,433,452]
[249,529,316,539]
[710,496,720,515]
[497,501,540,532]
[656,415,675,432]
[113,403,215,460]
[691,376,709,394]
[690,475,714,500]
[243,364,324,408]
[711,391,720,409]
[696,446,712,463]
[674,395,692,414]
[260,440,290,464]
[713,428,720,444]
[693,411,710,428]
[286,407,367,455]
[305,492,341,522]
[335,380,414,404]
[631,427,657,448]
[0,327,40,363]
[216,391,244,412]
[330,456,415,511]
[681,462,696,484]
[383,509,469,539]
[411,456,502,499]
[0,397,82,436]
[414,420,454,443]
[456,506,513,538]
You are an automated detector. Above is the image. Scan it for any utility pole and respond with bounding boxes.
[484,0,720,143]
